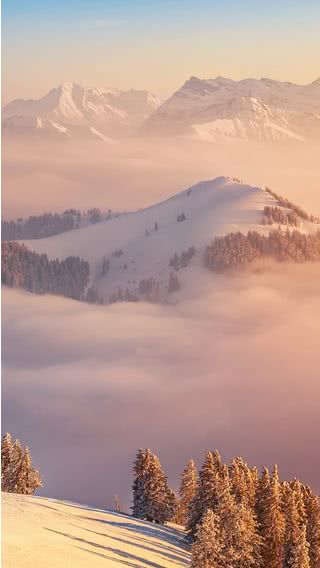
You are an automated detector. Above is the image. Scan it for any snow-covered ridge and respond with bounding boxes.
[2,493,189,568]
[22,176,319,303]
[143,76,320,142]
[1,114,114,142]
[2,82,162,136]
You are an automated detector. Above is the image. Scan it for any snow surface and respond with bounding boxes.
[23,176,318,303]
[2,493,190,568]
[143,76,320,142]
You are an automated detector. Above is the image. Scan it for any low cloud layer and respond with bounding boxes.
[2,262,320,510]
[3,138,320,219]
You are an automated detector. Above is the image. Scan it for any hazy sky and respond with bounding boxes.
[2,0,320,101]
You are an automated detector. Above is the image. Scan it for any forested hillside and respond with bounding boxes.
[1,241,89,300]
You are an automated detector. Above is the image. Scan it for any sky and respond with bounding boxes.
[2,0,320,102]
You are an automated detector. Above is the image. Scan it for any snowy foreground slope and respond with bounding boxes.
[2,493,190,568]
[23,176,318,303]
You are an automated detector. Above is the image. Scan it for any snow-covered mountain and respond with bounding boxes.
[2,82,162,136]
[143,76,320,142]
[22,176,319,303]
[2,493,189,568]
[1,115,114,142]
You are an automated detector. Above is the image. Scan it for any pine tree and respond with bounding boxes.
[187,451,222,539]
[260,465,285,568]
[229,457,256,508]
[132,449,148,518]
[132,449,176,524]
[288,525,310,568]
[256,467,270,529]
[176,459,198,525]
[143,451,176,524]
[303,492,320,568]
[191,509,224,568]
[1,433,14,491]
[222,501,262,568]
[283,485,303,567]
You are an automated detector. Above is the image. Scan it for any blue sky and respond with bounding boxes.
[2,0,320,100]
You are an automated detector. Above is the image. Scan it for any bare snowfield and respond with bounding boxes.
[2,493,190,568]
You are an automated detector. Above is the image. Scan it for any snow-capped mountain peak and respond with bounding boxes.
[143,76,320,142]
[2,82,162,136]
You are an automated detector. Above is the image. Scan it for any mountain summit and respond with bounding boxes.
[23,176,319,303]
[2,82,162,135]
[143,76,320,142]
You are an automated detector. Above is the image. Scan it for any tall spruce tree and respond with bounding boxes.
[260,465,285,568]
[191,509,224,568]
[1,433,14,491]
[288,525,310,568]
[283,485,303,568]
[303,492,320,568]
[143,451,176,524]
[132,449,148,518]
[132,449,176,524]
[176,459,198,525]
[187,451,222,539]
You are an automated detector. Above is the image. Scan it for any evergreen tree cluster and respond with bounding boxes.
[132,449,177,524]
[188,451,320,568]
[263,206,300,227]
[2,212,75,240]
[138,278,161,300]
[131,448,320,568]
[168,272,181,293]
[2,241,89,300]
[109,286,139,304]
[169,246,196,270]
[1,433,42,495]
[205,229,320,271]
[2,208,117,241]
[265,188,320,224]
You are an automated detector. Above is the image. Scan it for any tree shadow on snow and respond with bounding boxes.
[44,527,175,568]
[67,522,189,564]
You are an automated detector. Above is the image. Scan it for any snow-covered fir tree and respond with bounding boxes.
[283,484,304,568]
[1,432,14,491]
[303,491,320,568]
[1,433,42,495]
[132,448,148,518]
[191,509,224,568]
[288,525,310,568]
[132,448,176,524]
[260,465,285,568]
[187,451,222,539]
[176,459,198,525]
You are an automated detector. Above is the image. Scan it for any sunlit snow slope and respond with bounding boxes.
[23,176,317,302]
[2,493,190,568]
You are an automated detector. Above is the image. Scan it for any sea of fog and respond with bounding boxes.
[2,262,320,510]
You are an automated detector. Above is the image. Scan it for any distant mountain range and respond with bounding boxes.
[143,76,320,142]
[1,115,114,142]
[2,82,162,139]
[2,77,320,143]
